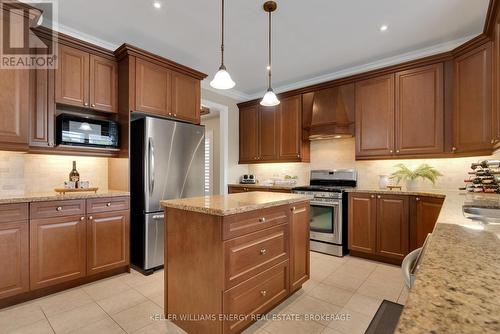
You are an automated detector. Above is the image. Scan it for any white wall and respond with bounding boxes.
[248,138,500,191]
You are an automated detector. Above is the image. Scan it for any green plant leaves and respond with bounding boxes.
[390,163,442,185]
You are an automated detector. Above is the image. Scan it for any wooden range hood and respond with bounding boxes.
[302,83,355,140]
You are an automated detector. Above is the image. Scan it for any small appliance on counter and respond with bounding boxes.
[240,174,256,184]
[54,161,98,194]
[461,160,500,193]
[293,169,357,257]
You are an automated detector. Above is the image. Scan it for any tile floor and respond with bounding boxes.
[0,252,408,334]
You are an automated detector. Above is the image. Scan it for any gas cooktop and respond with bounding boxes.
[292,169,357,193]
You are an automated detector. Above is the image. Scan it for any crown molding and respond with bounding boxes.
[47,21,119,51]
[243,34,477,100]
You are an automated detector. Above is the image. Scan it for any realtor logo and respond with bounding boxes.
[0,0,58,69]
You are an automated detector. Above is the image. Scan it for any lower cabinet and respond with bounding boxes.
[348,193,443,264]
[87,210,130,275]
[30,215,87,290]
[289,202,310,292]
[0,204,29,299]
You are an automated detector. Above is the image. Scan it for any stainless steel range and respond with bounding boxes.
[293,169,357,256]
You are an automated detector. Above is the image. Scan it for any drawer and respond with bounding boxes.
[223,261,289,334]
[30,200,85,219]
[225,224,288,289]
[87,196,130,213]
[0,203,28,223]
[222,205,289,240]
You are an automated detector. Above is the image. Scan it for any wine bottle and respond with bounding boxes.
[69,161,80,183]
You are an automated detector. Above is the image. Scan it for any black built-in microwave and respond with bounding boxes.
[56,114,119,149]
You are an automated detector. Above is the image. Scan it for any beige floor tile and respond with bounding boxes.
[327,308,371,334]
[97,289,148,315]
[130,320,186,334]
[356,278,403,302]
[69,317,125,334]
[337,258,377,277]
[321,270,368,291]
[263,317,325,334]
[287,295,342,325]
[8,319,54,334]
[369,265,404,283]
[307,283,354,307]
[147,291,165,309]
[111,300,162,333]
[397,287,409,305]
[134,280,164,299]
[47,302,108,334]
[35,288,93,317]
[0,303,46,333]
[241,319,268,333]
[344,293,383,318]
[321,327,344,334]
[301,278,320,293]
[82,277,131,301]
[121,270,163,288]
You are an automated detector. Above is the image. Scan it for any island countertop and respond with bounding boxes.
[160,191,311,216]
[395,191,500,334]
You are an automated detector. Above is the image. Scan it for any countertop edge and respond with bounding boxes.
[0,191,130,204]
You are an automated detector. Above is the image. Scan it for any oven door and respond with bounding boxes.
[309,199,342,245]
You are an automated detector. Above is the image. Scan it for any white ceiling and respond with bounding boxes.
[46,0,489,100]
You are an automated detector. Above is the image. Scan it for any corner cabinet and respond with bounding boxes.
[289,202,310,292]
[238,95,310,164]
[453,42,492,153]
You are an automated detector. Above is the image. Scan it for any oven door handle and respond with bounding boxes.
[310,201,340,207]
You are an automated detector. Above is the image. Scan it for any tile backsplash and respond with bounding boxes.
[248,138,500,191]
[0,151,109,196]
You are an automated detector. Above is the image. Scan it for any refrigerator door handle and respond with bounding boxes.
[148,137,155,194]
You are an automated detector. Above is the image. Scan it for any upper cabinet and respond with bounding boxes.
[56,45,117,113]
[453,42,492,154]
[355,74,395,158]
[395,64,444,155]
[238,95,310,164]
[116,44,207,126]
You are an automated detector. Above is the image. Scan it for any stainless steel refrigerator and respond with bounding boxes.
[130,116,205,273]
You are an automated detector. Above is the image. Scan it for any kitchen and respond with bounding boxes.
[0,0,499,334]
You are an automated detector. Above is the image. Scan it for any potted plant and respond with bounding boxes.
[390,164,442,191]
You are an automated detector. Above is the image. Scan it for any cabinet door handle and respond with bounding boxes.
[396,150,400,153]
[258,217,266,223]
[389,150,394,154]
[377,195,381,199]
[260,249,267,255]
[80,216,85,221]
[56,206,62,211]
[370,195,375,198]
[260,290,267,297]
[174,114,177,117]
[88,216,93,220]
[452,147,457,152]
[84,102,88,106]
[291,206,296,212]
[416,197,420,201]
[106,202,112,207]
[91,104,96,108]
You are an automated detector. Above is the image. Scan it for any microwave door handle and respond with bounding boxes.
[148,137,155,195]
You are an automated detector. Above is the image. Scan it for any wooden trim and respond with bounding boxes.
[349,250,402,266]
[484,0,500,37]
[355,149,494,161]
[452,34,491,57]
[0,266,129,310]
[114,43,207,80]
[0,0,42,22]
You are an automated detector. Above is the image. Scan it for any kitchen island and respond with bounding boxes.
[160,192,311,334]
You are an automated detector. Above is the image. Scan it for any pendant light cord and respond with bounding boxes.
[268,10,272,90]
[221,0,225,68]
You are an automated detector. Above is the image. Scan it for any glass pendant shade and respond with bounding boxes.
[260,88,280,106]
[210,66,235,90]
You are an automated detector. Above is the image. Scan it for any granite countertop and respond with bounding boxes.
[160,191,312,216]
[228,183,301,191]
[395,191,500,334]
[0,190,130,204]
[346,188,446,198]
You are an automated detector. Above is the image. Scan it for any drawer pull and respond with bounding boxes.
[56,207,62,211]
[80,216,85,221]
[106,202,112,207]
[291,206,296,212]
[259,217,266,223]
[260,249,267,255]
[377,195,381,199]
[88,216,93,220]
[260,290,267,297]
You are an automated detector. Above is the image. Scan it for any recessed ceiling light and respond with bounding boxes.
[153,1,162,9]
[266,65,271,70]
[380,25,388,32]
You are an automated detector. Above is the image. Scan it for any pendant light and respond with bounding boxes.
[210,0,235,90]
[260,1,280,106]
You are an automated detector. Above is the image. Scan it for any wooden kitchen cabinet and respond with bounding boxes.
[30,215,87,290]
[453,42,492,153]
[348,193,377,254]
[135,58,171,117]
[87,210,129,275]
[493,11,500,147]
[289,202,310,292]
[410,196,444,251]
[375,194,409,260]
[355,74,395,158]
[171,71,201,123]
[0,69,29,150]
[56,45,117,113]
[259,105,278,161]
[278,95,307,161]
[239,105,260,163]
[0,204,29,299]
[395,64,444,155]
